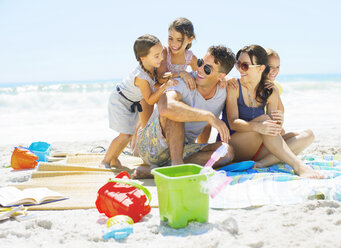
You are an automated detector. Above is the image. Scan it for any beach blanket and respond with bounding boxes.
[10,154,158,210]
[210,155,341,209]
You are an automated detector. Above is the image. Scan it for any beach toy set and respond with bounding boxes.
[151,143,252,229]
[95,171,151,223]
[10,142,51,170]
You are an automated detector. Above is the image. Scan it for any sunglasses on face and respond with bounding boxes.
[197,58,212,75]
[236,61,261,71]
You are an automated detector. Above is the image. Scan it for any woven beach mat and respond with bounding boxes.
[10,154,157,210]
[38,153,146,173]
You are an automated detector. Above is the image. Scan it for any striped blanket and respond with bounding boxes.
[210,155,341,209]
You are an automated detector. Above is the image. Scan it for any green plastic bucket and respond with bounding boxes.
[151,164,209,229]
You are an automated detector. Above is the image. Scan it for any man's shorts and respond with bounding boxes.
[136,114,208,168]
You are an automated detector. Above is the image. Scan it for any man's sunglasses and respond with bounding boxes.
[236,61,261,71]
[197,58,212,75]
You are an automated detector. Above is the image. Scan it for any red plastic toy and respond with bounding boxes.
[11,147,39,170]
[95,171,151,223]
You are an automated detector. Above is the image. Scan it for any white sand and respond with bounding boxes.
[1,130,341,248]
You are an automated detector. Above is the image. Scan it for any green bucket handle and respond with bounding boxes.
[108,178,152,205]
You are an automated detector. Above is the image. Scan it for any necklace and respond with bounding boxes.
[242,85,256,107]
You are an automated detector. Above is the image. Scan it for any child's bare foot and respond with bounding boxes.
[131,166,153,179]
[296,165,324,179]
[110,158,122,167]
[99,158,122,168]
[99,161,111,168]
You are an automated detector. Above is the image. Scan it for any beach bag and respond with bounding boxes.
[11,147,39,170]
[95,171,151,223]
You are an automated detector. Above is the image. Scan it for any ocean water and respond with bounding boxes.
[278,75,341,132]
[0,80,116,145]
[0,75,340,146]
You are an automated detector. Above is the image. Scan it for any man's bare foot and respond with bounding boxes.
[296,165,324,179]
[171,160,184,166]
[131,166,153,179]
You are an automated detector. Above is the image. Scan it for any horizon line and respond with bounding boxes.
[1,73,341,86]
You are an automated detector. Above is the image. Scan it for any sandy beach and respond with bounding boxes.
[1,0,341,246]
[1,126,341,248]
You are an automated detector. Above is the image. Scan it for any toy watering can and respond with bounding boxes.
[200,143,233,198]
[95,171,151,223]
[10,147,39,170]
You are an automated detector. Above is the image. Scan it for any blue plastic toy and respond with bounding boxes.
[218,161,255,172]
[28,142,51,162]
[103,225,133,240]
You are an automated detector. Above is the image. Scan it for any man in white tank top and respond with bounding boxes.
[134,45,236,178]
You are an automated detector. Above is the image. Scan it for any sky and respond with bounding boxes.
[0,0,340,84]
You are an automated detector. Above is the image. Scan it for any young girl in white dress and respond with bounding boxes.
[102,34,178,167]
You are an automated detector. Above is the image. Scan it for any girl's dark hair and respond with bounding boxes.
[236,45,272,104]
[133,34,160,81]
[169,17,195,50]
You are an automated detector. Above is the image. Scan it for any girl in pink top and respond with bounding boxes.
[130,18,198,154]
[158,17,198,90]
[130,17,199,153]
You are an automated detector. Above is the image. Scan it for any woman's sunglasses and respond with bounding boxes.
[197,59,212,75]
[236,61,261,71]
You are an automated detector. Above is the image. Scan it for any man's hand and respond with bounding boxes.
[208,115,230,143]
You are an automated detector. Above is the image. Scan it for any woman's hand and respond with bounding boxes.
[270,110,284,127]
[179,71,196,91]
[255,120,282,136]
[218,77,238,89]
[264,81,276,90]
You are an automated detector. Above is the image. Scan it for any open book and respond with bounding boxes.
[0,187,67,207]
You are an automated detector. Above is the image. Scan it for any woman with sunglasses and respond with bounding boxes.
[221,45,322,179]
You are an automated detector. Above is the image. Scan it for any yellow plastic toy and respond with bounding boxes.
[106,215,134,227]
